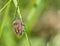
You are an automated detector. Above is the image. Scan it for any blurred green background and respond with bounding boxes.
[0,0,60,46]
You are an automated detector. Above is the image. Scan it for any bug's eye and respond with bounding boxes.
[13,23,16,25]
[13,21,19,26]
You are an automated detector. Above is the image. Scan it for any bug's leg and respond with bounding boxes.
[14,28,17,34]
[22,25,26,32]
[15,27,19,34]
[22,23,26,32]
[18,28,22,35]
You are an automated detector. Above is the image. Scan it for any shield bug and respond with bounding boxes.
[13,19,22,35]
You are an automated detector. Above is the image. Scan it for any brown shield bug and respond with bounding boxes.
[13,19,22,35]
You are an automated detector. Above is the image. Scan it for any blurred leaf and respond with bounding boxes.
[49,33,60,46]
[0,0,11,37]
[0,0,10,13]
[20,37,46,46]
[2,24,15,46]
[26,0,48,33]
[19,0,29,9]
